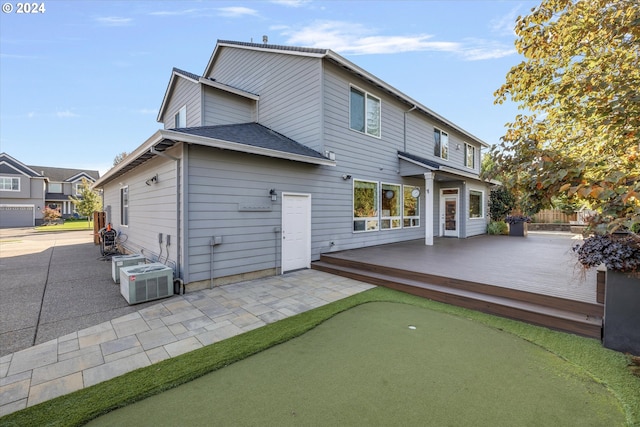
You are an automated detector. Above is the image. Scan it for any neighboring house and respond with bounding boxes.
[0,152,99,227]
[93,40,492,290]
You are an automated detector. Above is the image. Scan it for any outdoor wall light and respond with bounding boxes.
[269,188,277,201]
[145,174,158,186]
[342,174,352,180]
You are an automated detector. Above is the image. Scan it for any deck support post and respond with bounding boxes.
[424,172,434,246]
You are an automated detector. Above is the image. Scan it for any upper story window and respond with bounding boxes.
[174,105,186,128]
[350,86,381,137]
[434,128,449,160]
[465,144,476,169]
[120,186,129,226]
[48,182,62,193]
[0,177,19,191]
[75,182,85,195]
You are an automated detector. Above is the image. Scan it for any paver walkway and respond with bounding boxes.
[0,270,375,416]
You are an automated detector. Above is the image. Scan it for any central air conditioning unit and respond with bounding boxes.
[111,254,146,283]
[119,263,174,305]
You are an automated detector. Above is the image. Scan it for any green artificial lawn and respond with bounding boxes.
[88,302,624,426]
[1,287,638,426]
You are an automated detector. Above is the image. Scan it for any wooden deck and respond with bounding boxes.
[312,233,603,338]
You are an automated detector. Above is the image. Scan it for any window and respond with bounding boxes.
[381,183,401,229]
[75,182,85,195]
[0,177,20,191]
[120,186,129,226]
[469,190,483,219]
[465,144,476,168]
[174,105,186,128]
[403,185,420,227]
[434,128,449,160]
[353,180,379,232]
[48,182,62,193]
[350,86,380,137]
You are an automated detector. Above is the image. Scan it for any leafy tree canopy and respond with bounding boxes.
[487,0,639,233]
[70,178,102,221]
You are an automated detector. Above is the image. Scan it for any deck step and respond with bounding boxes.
[312,259,603,339]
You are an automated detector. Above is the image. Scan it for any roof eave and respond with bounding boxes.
[161,129,336,167]
[198,78,259,100]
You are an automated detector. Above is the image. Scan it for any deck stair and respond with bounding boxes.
[312,253,603,339]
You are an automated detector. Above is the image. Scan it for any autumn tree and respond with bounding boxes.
[113,152,128,166]
[70,178,103,228]
[488,0,639,233]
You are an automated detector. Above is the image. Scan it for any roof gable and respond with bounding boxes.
[0,152,43,177]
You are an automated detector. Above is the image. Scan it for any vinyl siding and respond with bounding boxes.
[202,86,254,125]
[186,144,425,283]
[101,147,181,272]
[161,77,201,129]
[206,47,323,151]
[465,183,489,237]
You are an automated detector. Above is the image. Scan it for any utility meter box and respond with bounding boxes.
[111,254,146,283]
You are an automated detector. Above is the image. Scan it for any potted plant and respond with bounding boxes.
[574,230,640,355]
[505,215,531,237]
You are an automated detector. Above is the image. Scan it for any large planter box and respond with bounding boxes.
[508,222,528,237]
[603,270,640,355]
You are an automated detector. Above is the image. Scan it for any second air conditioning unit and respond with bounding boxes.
[119,263,173,304]
[111,254,146,283]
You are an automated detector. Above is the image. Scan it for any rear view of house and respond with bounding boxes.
[93,40,491,291]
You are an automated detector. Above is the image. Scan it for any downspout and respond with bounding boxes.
[403,105,417,152]
[150,146,182,286]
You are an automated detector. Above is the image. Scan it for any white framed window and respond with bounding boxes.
[0,177,20,191]
[353,179,379,232]
[174,105,186,128]
[434,128,449,160]
[469,189,484,219]
[120,186,129,226]
[381,183,401,230]
[403,185,420,227]
[465,144,476,169]
[75,182,85,195]
[350,86,381,137]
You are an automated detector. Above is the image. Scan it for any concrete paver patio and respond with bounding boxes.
[0,269,374,416]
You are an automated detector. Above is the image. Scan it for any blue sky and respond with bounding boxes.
[0,0,538,175]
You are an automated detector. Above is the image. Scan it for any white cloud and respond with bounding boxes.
[490,7,522,36]
[95,16,133,27]
[56,110,79,118]
[149,8,204,16]
[270,0,311,7]
[216,6,259,18]
[280,21,515,61]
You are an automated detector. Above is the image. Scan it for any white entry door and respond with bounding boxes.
[440,189,459,237]
[282,193,311,273]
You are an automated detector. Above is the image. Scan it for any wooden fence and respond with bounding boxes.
[531,209,577,223]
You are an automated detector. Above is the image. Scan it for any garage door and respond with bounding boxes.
[0,205,35,228]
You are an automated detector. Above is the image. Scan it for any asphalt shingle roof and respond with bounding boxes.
[28,166,99,182]
[172,67,200,81]
[218,40,328,55]
[170,123,328,160]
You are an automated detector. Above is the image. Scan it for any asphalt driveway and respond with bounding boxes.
[0,228,160,357]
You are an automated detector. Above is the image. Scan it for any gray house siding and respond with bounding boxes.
[161,77,201,129]
[102,149,180,272]
[207,47,324,152]
[202,87,254,126]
